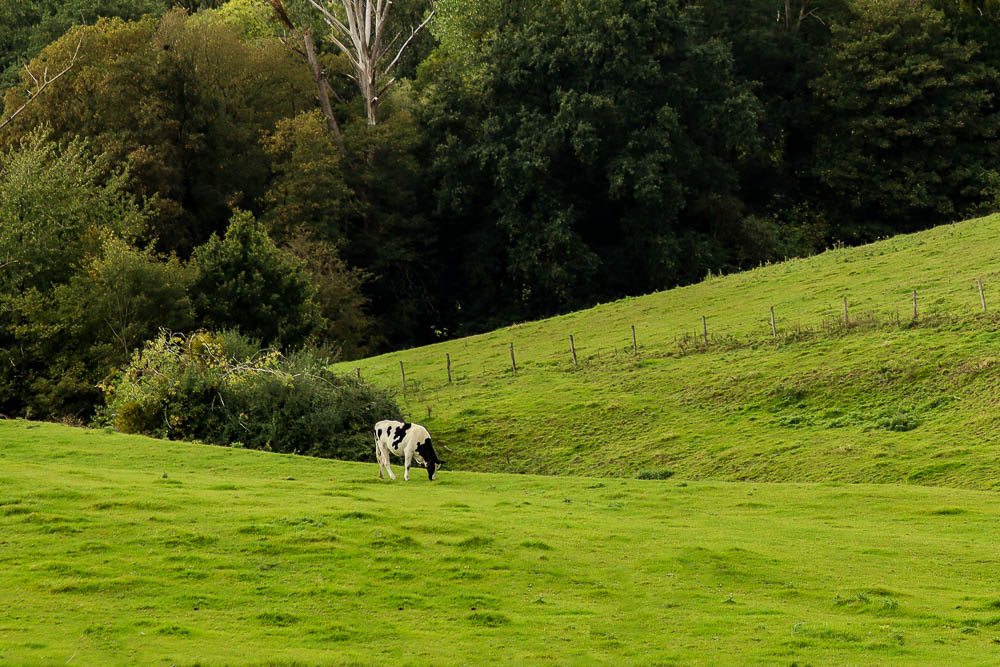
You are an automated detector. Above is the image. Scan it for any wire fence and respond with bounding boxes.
[356,278,1000,396]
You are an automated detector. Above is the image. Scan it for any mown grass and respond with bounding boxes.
[5,420,1000,664]
[332,213,1000,489]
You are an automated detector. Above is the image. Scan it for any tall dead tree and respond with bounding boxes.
[304,0,434,126]
[268,1,346,151]
[779,0,822,34]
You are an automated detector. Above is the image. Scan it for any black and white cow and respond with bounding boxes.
[373,420,443,481]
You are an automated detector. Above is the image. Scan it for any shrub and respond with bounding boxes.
[636,469,676,480]
[870,410,920,433]
[99,330,402,460]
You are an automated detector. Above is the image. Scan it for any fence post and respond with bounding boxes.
[843,296,849,327]
[446,353,452,384]
[510,343,517,374]
[356,367,361,381]
[770,306,777,337]
[631,325,637,355]
[570,335,578,366]
[979,279,987,312]
[702,316,708,344]
[399,360,406,393]
[912,290,917,319]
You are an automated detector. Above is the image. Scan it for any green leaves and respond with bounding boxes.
[428,0,762,320]
[189,210,323,351]
[0,129,148,295]
[101,329,402,458]
[811,0,1000,238]
[1,10,313,256]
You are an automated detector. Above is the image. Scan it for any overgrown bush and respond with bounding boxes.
[98,330,402,459]
[636,469,676,481]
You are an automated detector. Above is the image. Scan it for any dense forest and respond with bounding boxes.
[1,0,998,422]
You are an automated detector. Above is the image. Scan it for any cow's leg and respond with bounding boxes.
[404,448,413,481]
[379,442,396,480]
[375,437,385,479]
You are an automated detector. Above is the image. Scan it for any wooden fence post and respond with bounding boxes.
[843,296,849,327]
[510,343,517,374]
[631,326,637,355]
[979,279,987,312]
[446,353,452,384]
[399,360,406,393]
[570,335,578,366]
[702,316,708,344]
[912,290,917,319]
[356,367,362,381]
[770,306,777,337]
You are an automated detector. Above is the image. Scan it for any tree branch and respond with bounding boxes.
[0,36,83,131]
[383,10,434,78]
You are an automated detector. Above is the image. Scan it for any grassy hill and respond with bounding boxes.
[7,419,1000,664]
[333,213,1000,490]
[9,215,1000,664]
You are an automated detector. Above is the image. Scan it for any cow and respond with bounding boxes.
[373,420,444,481]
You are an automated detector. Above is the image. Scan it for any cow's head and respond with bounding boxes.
[427,460,444,481]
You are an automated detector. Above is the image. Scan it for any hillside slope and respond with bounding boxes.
[334,214,1000,489]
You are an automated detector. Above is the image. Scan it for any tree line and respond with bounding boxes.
[0,0,998,422]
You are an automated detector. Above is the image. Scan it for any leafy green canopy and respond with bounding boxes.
[0,133,146,292]
[426,0,762,323]
[189,209,323,351]
[811,0,1000,239]
[0,131,189,418]
[0,0,168,88]
[0,11,313,256]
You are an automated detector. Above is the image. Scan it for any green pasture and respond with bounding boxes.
[332,213,1000,488]
[4,420,1000,665]
[9,214,1000,664]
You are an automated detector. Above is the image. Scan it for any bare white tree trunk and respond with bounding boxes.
[304,0,434,126]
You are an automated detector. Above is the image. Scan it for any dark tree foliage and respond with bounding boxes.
[0,133,193,419]
[694,0,852,250]
[932,0,1000,62]
[189,210,324,350]
[426,0,762,326]
[811,0,1000,240]
[0,0,168,88]
[338,98,440,347]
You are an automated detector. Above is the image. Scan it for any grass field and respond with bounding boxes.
[331,213,1000,489]
[6,419,1000,665]
[9,215,1000,664]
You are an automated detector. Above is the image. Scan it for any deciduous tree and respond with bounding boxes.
[426,0,762,322]
[811,0,1000,239]
[1,11,313,256]
[0,131,158,418]
[302,0,434,126]
[189,209,324,350]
